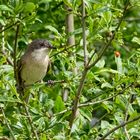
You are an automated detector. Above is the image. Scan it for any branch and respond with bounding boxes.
[68,1,130,132]
[82,0,88,66]
[12,18,39,140]
[87,1,130,70]
[1,49,13,66]
[79,84,132,108]
[99,115,140,140]
[1,107,16,140]
[54,83,133,116]
[68,0,88,131]
[1,26,13,66]
[23,103,39,140]
[25,80,65,87]
[50,44,78,58]
[69,68,88,130]
[0,21,19,33]
[13,23,20,82]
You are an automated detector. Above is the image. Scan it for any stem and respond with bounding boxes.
[23,103,39,140]
[68,1,130,132]
[82,0,87,66]
[54,83,133,116]
[87,1,130,69]
[69,68,88,130]
[13,24,20,82]
[1,107,16,140]
[99,115,140,140]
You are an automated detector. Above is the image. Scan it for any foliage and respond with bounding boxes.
[0,0,140,139]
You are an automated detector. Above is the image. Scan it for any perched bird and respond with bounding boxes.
[16,39,55,97]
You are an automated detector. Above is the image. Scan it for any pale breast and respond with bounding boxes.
[21,55,49,85]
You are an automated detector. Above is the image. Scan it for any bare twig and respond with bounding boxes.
[99,115,140,140]
[1,107,16,140]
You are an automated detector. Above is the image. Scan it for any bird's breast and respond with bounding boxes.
[21,55,50,85]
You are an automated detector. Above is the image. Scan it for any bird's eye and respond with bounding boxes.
[40,42,44,46]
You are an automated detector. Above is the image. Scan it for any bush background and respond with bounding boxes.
[0,0,140,139]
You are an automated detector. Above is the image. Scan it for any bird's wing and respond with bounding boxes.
[16,56,26,90]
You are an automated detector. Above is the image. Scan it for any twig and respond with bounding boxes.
[87,1,130,70]
[0,16,27,33]
[1,49,13,66]
[69,0,88,131]
[1,26,13,66]
[54,83,133,116]
[50,44,78,58]
[13,23,20,81]
[82,0,88,66]
[0,21,20,33]
[1,107,16,140]
[99,115,140,140]
[13,18,39,139]
[79,84,132,108]
[69,68,88,130]
[68,0,130,132]
[23,103,39,140]
[25,80,65,87]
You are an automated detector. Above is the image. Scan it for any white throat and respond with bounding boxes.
[31,48,49,60]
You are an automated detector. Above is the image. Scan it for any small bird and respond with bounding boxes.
[17,39,55,94]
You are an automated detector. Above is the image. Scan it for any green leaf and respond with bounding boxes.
[95,59,105,68]
[45,25,61,37]
[0,5,13,13]
[54,96,65,113]
[132,37,140,45]
[23,2,36,13]
[101,82,113,88]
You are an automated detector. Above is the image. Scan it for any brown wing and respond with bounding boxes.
[16,56,26,94]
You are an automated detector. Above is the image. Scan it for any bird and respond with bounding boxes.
[16,39,55,98]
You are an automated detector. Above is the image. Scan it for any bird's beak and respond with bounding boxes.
[50,45,56,49]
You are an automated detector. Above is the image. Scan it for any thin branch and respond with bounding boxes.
[82,0,88,66]
[1,49,13,66]
[99,115,140,140]
[1,107,16,140]
[68,0,88,131]
[79,85,132,108]
[68,1,130,132]
[1,26,13,66]
[69,68,88,130]
[25,80,65,87]
[0,16,27,33]
[54,83,133,116]
[50,43,78,58]
[23,103,39,140]
[12,17,39,140]
[0,20,20,33]
[87,1,130,70]
[13,24,20,81]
